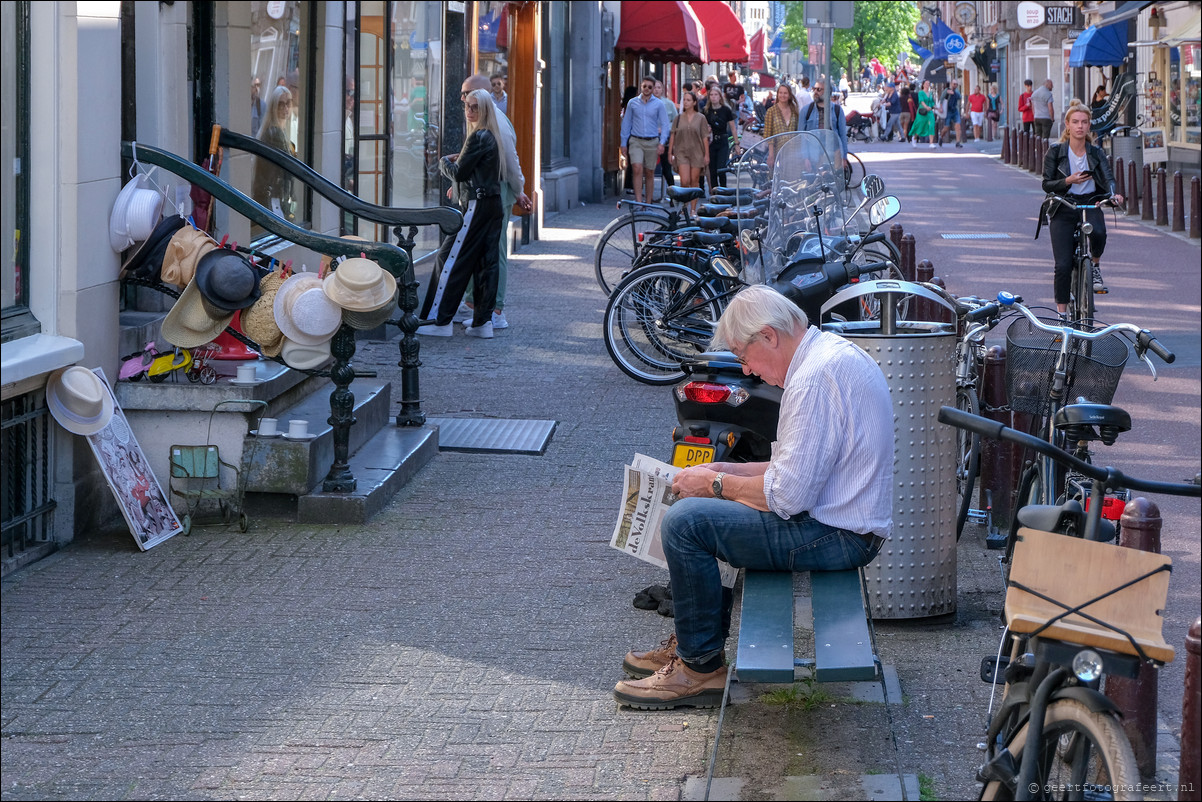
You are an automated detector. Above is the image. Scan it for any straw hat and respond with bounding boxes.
[273,272,342,346]
[323,257,398,312]
[161,278,235,348]
[160,225,219,287]
[194,251,262,316]
[241,268,287,357]
[342,291,397,330]
[280,337,332,371]
[46,366,115,436]
[121,215,187,280]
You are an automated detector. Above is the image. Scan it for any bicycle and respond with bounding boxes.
[1042,195,1121,326]
[939,404,1200,802]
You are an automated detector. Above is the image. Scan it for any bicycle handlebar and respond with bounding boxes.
[1044,194,1122,212]
[938,406,1201,498]
[997,292,1175,365]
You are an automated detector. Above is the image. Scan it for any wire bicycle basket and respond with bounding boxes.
[1004,317,1129,417]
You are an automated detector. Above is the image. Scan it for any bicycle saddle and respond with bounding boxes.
[697,203,734,217]
[695,216,737,233]
[1016,501,1117,543]
[1054,402,1131,446]
[667,186,706,203]
[691,232,733,246]
[709,187,757,201]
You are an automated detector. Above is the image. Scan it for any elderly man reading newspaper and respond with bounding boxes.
[613,285,894,710]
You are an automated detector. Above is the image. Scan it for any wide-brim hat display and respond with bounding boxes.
[120,215,187,280]
[323,257,397,312]
[241,268,287,357]
[161,278,236,348]
[160,225,219,287]
[342,291,397,330]
[194,250,262,316]
[318,234,367,276]
[274,272,342,346]
[280,337,332,371]
[110,174,156,253]
[46,366,116,436]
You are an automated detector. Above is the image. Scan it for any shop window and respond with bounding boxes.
[1171,43,1200,145]
[541,1,570,167]
[1,1,35,342]
[248,1,312,238]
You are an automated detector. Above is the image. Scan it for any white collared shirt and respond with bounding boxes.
[762,327,894,538]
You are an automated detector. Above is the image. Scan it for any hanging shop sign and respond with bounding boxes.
[1045,7,1075,25]
[1016,2,1045,29]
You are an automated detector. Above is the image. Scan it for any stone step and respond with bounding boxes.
[242,379,391,494]
[296,424,439,524]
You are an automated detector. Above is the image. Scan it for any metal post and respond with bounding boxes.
[391,224,425,427]
[1105,497,1161,778]
[1142,164,1154,221]
[1172,171,1185,232]
[1156,167,1168,226]
[1181,618,1201,800]
[979,345,1012,538]
[1011,127,1019,166]
[1114,157,1125,199]
[1001,125,1010,162]
[900,233,916,283]
[322,324,358,492]
[1128,162,1140,217]
[1192,177,1201,239]
[928,275,952,323]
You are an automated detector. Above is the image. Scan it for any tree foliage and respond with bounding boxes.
[781,1,920,77]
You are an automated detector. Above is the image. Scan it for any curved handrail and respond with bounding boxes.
[218,129,463,236]
[122,141,413,278]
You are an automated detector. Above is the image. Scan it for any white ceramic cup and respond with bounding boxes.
[288,419,309,438]
[237,364,258,382]
[258,417,278,436]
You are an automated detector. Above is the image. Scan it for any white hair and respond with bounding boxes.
[712,285,808,350]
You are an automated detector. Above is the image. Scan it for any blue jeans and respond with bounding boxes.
[660,497,884,666]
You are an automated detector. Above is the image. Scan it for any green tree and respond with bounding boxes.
[782,1,920,79]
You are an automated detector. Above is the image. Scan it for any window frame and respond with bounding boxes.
[1,0,37,343]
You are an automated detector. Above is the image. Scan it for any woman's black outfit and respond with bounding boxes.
[1040,140,1117,306]
[704,103,735,188]
[252,124,296,220]
[420,129,503,328]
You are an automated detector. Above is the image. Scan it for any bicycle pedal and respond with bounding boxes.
[985,530,1008,550]
[1093,288,1109,295]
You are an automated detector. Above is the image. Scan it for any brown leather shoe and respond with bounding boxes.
[622,633,678,678]
[613,657,728,710]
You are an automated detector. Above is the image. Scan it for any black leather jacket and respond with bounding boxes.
[440,129,501,205]
[1041,142,1116,209]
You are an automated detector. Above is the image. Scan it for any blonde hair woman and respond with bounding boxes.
[763,82,800,166]
[252,85,297,217]
[417,89,505,339]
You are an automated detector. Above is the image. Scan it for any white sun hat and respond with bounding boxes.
[273,272,343,346]
[46,366,116,436]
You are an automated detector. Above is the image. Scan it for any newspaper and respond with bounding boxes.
[610,453,738,588]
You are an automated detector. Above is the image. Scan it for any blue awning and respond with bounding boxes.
[1097,1,1154,29]
[1069,25,1128,67]
[931,18,956,59]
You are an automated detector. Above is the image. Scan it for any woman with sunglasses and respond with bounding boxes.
[418,89,506,339]
[252,85,298,219]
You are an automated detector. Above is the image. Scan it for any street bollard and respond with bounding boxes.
[1011,127,1019,166]
[979,346,1013,536]
[889,223,904,255]
[929,276,953,323]
[1114,157,1125,199]
[1001,126,1010,162]
[1021,131,1030,170]
[1128,162,1140,216]
[1181,618,1201,800]
[1192,177,1201,238]
[1156,167,1168,226]
[900,233,916,282]
[915,260,934,319]
[1173,171,1185,232]
[1016,130,1024,168]
[1105,497,1162,779]
[1142,164,1154,221]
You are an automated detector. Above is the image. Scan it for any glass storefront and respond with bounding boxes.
[1,1,32,339]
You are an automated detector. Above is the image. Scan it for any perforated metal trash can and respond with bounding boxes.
[823,281,958,618]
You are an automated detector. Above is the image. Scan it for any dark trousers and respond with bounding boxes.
[708,138,730,189]
[421,195,503,326]
[1049,205,1106,305]
[658,148,675,189]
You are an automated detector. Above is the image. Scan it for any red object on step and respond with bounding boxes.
[208,310,259,360]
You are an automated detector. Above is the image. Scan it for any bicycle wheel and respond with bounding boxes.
[955,387,981,540]
[594,211,672,296]
[980,698,1141,801]
[1069,255,1094,326]
[603,264,723,385]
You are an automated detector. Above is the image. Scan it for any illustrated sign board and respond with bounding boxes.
[1017,1,1045,29]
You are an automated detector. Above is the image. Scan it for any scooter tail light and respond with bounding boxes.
[680,381,749,407]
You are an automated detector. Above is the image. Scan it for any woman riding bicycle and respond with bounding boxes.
[1040,101,1123,318]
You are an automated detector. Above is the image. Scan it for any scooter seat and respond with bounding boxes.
[697,203,733,217]
[696,216,737,233]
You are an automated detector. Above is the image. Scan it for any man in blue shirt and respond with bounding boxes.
[620,75,670,203]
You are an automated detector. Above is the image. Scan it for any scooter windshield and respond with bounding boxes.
[733,129,851,283]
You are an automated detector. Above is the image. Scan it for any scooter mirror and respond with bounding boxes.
[862,174,885,199]
[869,196,901,227]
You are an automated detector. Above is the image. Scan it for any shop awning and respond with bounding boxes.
[1069,25,1129,67]
[1096,1,1154,29]
[616,1,709,64]
[1162,15,1200,47]
[688,1,750,63]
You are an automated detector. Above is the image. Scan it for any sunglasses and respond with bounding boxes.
[464,102,479,112]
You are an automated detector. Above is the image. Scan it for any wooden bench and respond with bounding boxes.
[735,568,879,683]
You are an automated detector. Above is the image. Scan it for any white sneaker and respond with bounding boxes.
[416,322,453,337]
[457,315,473,326]
[911,139,917,148]
[465,321,494,339]
[492,310,509,330]
[929,143,936,149]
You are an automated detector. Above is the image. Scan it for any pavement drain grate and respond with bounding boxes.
[429,417,557,455]
[940,233,1012,239]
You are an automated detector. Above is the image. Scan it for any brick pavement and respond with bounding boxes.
[3,145,1198,800]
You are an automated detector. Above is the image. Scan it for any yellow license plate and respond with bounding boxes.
[672,442,715,468]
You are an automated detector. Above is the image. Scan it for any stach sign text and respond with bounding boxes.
[1046,7,1075,25]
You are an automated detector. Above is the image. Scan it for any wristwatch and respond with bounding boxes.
[712,472,726,500]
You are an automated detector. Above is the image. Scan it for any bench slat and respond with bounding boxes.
[812,569,878,682]
[736,571,795,683]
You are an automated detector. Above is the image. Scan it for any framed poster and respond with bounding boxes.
[1141,127,1168,164]
[85,368,183,550]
